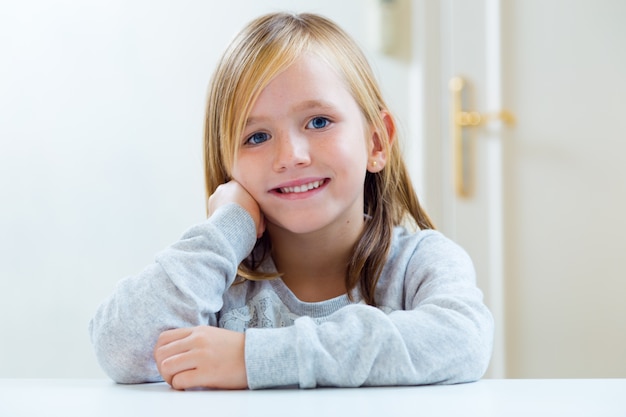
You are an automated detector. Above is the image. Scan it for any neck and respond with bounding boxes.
[267,218,364,302]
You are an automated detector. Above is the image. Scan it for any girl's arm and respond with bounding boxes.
[243,232,494,389]
[88,203,257,384]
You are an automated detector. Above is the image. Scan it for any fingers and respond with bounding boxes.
[159,351,197,388]
[154,328,193,385]
[170,369,198,391]
[154,328,192,367]
[208,181,254,216]
[155,327,192,349]
[153,326,248,390]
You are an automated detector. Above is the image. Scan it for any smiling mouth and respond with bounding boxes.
[277,179,326,194]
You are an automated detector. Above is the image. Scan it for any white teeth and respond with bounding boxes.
[280,180,323,194]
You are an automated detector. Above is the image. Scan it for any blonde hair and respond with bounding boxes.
[204,12,433,305]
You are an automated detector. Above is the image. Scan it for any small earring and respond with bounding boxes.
[372,160,377,167]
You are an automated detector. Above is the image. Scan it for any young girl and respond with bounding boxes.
[89,12,493,390]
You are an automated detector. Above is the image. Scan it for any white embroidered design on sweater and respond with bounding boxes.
[219,289,316,331]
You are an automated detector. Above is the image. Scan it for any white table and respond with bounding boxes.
[0,378,624,417]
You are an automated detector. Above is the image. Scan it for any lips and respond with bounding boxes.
[273,178,328,195]
[278,180,324,194]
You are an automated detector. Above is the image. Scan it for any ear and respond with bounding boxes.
[367,110,395,173]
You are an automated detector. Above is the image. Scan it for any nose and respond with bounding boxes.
[272,130,311,171]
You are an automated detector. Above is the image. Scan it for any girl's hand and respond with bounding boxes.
[209,180,265,238]
[154,326,248,390]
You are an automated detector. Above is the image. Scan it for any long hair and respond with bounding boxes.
[204,12,434,305]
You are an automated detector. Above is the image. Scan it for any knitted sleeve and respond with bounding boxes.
[88,204,257,383]
[244,231,494,389]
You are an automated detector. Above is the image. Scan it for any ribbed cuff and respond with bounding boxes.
[210,203,257,263]
[244,326,300,389]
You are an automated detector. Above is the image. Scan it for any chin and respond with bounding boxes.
[266,214,330,236]
[272,223,326,235]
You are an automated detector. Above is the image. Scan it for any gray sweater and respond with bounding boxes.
[89,204,493,389]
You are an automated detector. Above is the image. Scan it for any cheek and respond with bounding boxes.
[229,160,248,188]
[230,151,249,182]
[230,157,261,195]
[334,134,369,169]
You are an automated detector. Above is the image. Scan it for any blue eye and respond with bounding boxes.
[307,117,330,129]
[246,132,270,145]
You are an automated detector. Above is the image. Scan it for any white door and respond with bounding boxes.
[416,0,626,378]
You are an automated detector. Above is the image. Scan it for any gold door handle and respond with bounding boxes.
[449,76,515,197]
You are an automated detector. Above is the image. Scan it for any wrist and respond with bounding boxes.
[210,204,258,259]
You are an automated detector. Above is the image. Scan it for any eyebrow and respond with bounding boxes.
[245,99,338,127]
[293,99,337,113]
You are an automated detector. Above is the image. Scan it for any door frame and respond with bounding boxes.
[410,0,507,378]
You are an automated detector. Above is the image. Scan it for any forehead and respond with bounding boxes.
[247,54,356,116]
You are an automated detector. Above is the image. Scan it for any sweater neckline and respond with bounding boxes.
[267,278,356,318]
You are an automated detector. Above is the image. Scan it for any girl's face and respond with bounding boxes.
[231,54,377,237]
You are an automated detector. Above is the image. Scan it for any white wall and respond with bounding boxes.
[0,0,415,378]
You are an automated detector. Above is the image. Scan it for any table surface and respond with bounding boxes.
[0,378,625,417]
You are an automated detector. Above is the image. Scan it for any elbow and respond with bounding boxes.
[474,307,495,379]
[421,302,495,385]
[89,320,162,384]
[92,339,162,384]
[460,338,493,383]
[449,310,495,384]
